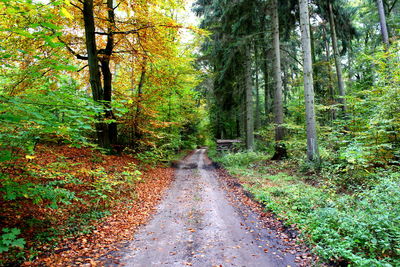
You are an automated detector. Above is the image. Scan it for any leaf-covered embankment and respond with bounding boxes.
[0,144,174,266]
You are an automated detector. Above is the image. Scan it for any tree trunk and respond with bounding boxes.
[299,0,320,162]
[310,22,321,96]
[376,0,390,48]
[261,5,271,124]
[236,108,241,138]
[323,24,336,121]
[240,94,246,139]
[83,0,109,148]
[328,0,347,114]
[103,0,117,146]
[271,0,287,160]
[136,59,147,115]
[135,59,147,140]
[254,44,261,130]
[100,60,117,145]
[245,46,254,150]
[263,48,271,123]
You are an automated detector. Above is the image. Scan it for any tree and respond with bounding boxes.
[82,0,115,148]
[245,45,254,150]
[193,0,259,144]
[299,0,320,162]
[60,0,188,149]
[254,44,261,130]
[271,0,287,160]
[376,0,390,48]
[328,0,347,114]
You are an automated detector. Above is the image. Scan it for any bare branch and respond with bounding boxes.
[70,2,83,12]
[57,36,88,60]
[113,2,121,10]
[389,0,398,13]
[112,50,136,54]
[77,65,89,72]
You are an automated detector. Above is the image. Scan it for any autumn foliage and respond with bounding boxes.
[0,0,205,265]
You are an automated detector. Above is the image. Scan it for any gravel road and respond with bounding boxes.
[120,149,300,267]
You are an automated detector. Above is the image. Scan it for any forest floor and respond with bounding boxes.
[106,149,314,267]
[1,147,316,266]
[0,144,175,266]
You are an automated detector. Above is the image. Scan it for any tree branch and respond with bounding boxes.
[57,36,88,60]
[70,2,83,12]
[94,25,165,36]
[113,2,121,10]
[389,0,398,13]
[77,65,89,72]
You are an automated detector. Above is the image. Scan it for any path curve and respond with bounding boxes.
[120,149,298,267]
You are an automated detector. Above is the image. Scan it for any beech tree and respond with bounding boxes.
[81,0,116,148]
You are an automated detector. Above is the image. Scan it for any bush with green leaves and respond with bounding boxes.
[0,77,101,162]
[251,172,400,265]
[0,228,25,253]
[318,43,400,173]
[216,150,400,266]
[306,175,400,266]
[0,174,79,209]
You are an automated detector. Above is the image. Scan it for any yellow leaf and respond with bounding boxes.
[25,155,36,160]
[61,7,73,19]
[64,0,71,5]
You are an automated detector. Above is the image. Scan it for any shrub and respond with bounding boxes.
[215,151,400,265]
[0,228,25,253]
[0,79,100,162]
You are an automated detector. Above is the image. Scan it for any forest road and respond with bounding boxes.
[120,149,298,267]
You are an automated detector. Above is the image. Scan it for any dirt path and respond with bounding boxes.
[119,149,301,267]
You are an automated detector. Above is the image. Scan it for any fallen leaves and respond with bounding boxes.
[34,163,174,265]
[0,144,175,266]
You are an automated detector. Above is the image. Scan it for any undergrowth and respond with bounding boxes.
[210,150,400,266]
[0,145,142,265]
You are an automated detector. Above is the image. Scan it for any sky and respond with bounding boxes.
[178,0,202,44]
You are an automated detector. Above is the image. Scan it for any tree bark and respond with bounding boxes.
[263,47,271,123]
[271,0,287,160]
[136,59,147,116]
[328,0,347,114]
[261,5,271,124]
[245,46,254,150]
[299,0,320,162]
[83,0,110,148]
[323,24,336,121]
[134,58,147,140]
[254,44,261,130]
[310,22,321,96]
[103,0,118,146]
[376,0,390,49]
